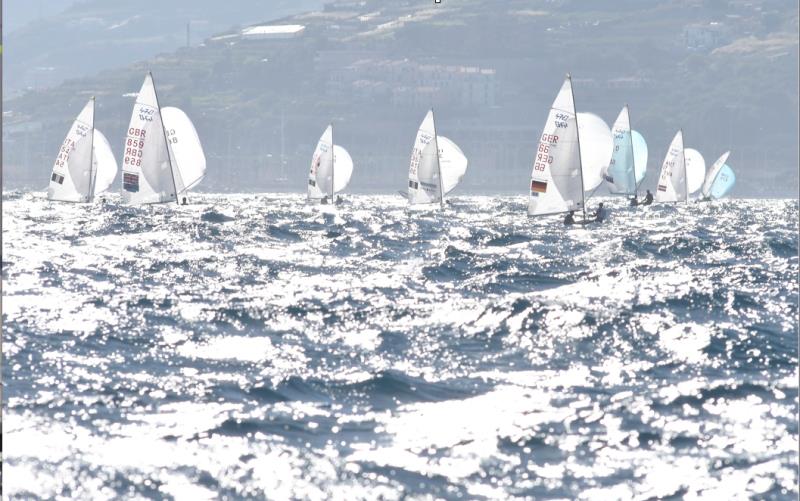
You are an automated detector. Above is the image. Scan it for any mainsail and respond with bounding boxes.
[308,125,333,200]
[702,151,736,199]
[528,75,585,216]
[407,110,443,207]
[308,125,354,199]
[47,98,118,202]
[162,106,206,195]
[603,105,636,195]
[684,148,706,195]
[655,130,687,203]
[121,73,181,205]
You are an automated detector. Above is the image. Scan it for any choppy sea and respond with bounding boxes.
[2,192,798,500]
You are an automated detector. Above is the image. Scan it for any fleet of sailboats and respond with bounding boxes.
[44,71,737,215]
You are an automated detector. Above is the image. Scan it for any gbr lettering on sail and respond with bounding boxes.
[533,133,559,172]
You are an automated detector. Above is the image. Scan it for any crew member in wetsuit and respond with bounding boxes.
[563,210,575,226]
[181,197,188,205]
[641,189,654,206]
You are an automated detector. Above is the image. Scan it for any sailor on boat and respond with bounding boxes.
[631,189,653,206]
[592,202,606,222]
[181,197,188,205]
[564,210,576,226]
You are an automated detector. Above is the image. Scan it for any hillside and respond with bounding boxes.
[3,0,798,197]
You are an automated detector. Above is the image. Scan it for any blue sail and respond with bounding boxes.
[604,106,636,195]
[709,164,736,199]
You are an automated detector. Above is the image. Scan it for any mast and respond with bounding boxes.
[150,72,180,205]
[569,74,587,220]
[682,128,688,203]
[330,123,335,200]
[431,108,444,209]
[87,97,97,202]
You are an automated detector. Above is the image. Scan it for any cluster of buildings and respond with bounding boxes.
[324,59,496,109]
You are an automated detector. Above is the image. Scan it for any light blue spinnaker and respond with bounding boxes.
[702,151,736,199]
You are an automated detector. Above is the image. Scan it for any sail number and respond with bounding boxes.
[124,128,147,167]
[54,138,76,168]
[54,124,90,169]
[554,113,569,129]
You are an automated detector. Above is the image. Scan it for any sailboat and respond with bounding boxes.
[701,151,736,200]
[47,97,118,202]
[654,130,688,203]
[602,105,649,199]
[307,124,353,203]
[406,109,468,207]
[528,74,598,221]
[121,72,206,205]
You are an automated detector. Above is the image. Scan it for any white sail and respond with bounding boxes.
[684,148,706,195]
[92,129,118,196]
[576,112,612,192]
[330,145,353,194]
[47,98,95,202]
[632,130,648,185]
[308,125,333,200]
[438,136,468,195]
[655,130,687,203]
[407,110,442,205]
[162,106,206,194]
[603,105,636,195]
[528,76,584,216]
[121,73,180,205]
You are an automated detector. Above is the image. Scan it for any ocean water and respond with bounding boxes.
[2,192,798,500]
